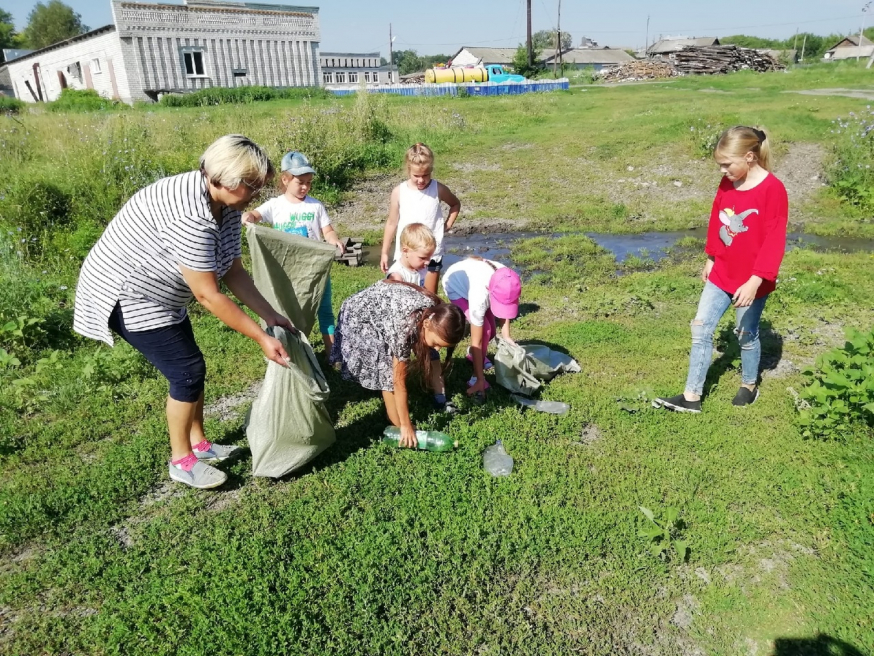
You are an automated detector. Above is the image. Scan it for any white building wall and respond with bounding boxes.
[111,1,322,101]
[6,29,134,103]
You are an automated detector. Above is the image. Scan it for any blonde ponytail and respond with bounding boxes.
[715,126,772,171]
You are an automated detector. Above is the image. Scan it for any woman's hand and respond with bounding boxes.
[399,422,418,448]
[258,332,291,367]
[732,276,763,308]
[380,252,390,274]
[466,378,487,397]
[241,212,260,225]
[264,312,297,334]
[701,258,714,283]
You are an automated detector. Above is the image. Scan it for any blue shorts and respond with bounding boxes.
[108,303,206,403]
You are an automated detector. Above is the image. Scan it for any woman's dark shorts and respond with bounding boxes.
[108,303,206,403]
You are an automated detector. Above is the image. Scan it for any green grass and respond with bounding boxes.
[1,64,873,654]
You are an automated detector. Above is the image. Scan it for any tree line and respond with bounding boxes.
[1,0,88,62]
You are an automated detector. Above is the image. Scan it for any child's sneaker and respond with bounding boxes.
[731,387,759,407]
[434,398,459,415]
[169,459,227,489]
[466,347,493,371]
[192,440,240,463]
[652,393,701,414]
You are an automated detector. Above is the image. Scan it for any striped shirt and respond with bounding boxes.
[73,171,242,346]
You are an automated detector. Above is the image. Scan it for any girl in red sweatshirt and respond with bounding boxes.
[655,126,788,413]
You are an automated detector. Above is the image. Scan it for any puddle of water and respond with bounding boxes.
[359,231,544,269]
[356,230,874,271]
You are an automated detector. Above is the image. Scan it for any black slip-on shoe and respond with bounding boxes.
[732,387,759,407]
[652,393,702,414]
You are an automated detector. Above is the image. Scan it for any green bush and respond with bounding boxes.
[48,89,124,113]
[0,96,25,114]
[796,327,874,440]
[825,110,874,212]
[158,85,332,107]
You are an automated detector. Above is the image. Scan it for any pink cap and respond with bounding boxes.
[488,267,522,319]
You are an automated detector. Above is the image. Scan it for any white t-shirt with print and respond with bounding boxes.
[442,258,505,327]
[255,195,330,241]
[386,260,422,285]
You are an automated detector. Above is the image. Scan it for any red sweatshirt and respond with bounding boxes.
[704,173,788,298]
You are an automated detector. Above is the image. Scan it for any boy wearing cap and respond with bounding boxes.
[243,151,345,353]
[442,257,522,398]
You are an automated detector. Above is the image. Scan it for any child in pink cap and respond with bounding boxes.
[442,257,522,398]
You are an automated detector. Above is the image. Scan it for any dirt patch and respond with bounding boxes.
[671,594,700,630]
[204,381,261,422]
[576,424,603,446]
[790,88,874,101]
[773,143,826,214]
[205,487,243,512]
[447,219,532,237]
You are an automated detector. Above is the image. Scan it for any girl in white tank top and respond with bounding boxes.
[380,143,461,294]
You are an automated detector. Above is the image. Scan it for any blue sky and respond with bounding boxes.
[2,0,869,55]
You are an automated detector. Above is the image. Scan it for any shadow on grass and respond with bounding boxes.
[703,319,784,398]
[772,634,866,656]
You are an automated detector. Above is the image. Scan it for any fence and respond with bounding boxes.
[327,79,570,97]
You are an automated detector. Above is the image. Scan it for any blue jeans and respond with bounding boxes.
[318,276,335,336]
[684,281,768,396]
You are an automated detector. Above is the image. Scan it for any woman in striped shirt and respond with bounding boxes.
[74,135,294,489]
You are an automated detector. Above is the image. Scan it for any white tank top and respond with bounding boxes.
[394,179,445,261]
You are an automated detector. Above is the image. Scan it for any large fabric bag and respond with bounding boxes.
[245,327,335,478]
[494,338,581,397]
[246,224,337,336]
[244,225,338,477]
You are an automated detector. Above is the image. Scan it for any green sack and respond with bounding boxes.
[246,224,337,337]
[245,327,335,478]
[244,225,338,477]
[494,338,581,397]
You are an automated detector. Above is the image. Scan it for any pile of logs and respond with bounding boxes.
[599,60,678,82]
[673,46,785,74]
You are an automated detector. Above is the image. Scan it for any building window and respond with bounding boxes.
[323,72,333,84]
[372,71,379,83]
[182,50,206,77]
[91,58,102,74]
[335,71,346,83]
[388,71,394,83]
[363,71,370,82]
[349,72,358,83]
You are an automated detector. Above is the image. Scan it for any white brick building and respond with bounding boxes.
[319,52,383,86]
[6,0,322,104]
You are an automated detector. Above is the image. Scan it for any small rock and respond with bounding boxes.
[810,174,819,180]
[627,166,635,172]
[694,567,711,584]
[673,180,683,187]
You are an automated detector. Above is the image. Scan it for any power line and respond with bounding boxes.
[562,13,860,36]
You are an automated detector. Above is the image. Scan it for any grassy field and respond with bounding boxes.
[1,63,873,654]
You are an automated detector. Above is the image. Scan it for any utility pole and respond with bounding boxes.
[859,2,872,61]
[389,23,394,83]
[554,0,562,78]
[527,0,533,69]
[800,33,807,62]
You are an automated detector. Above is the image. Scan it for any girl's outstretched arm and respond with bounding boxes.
[322,225,345,253]
[380,186,401,273]
[438,183,461,231]
[387,357,416,447]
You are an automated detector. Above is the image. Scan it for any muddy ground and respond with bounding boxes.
[330,143,827,237]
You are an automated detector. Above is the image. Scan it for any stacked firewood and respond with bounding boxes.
[599,60,678,82]
[673,46,785,74]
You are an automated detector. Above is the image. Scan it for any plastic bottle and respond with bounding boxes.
[382,426,458,452]
[483,440,514,476]
[511,394,570,415]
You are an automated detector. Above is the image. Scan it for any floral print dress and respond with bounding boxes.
[330,281,435,391]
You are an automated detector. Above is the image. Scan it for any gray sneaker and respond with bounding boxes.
[169,460,227,489]
[193,443,240,463]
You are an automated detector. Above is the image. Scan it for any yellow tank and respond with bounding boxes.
[425,66,488,83]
